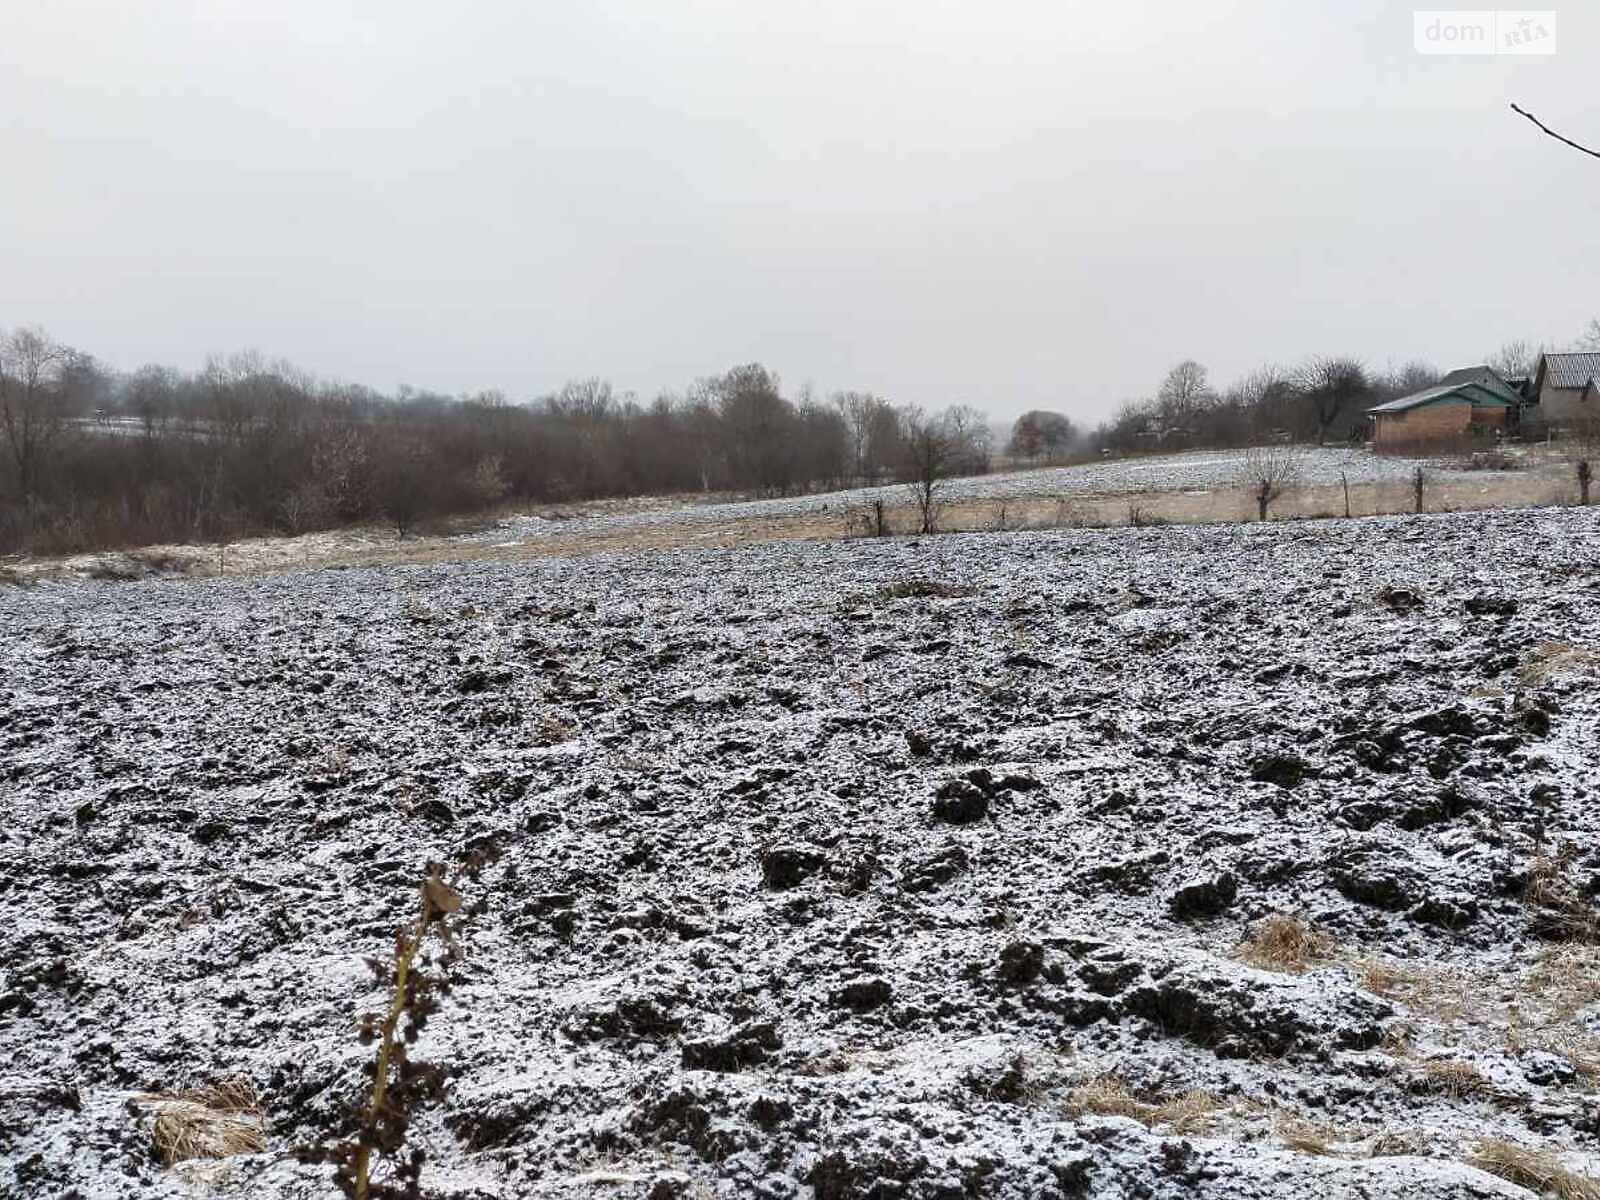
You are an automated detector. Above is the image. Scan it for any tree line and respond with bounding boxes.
[1086,357,1439,454]
[0,326,996,556]
[7,319,1592,557]
[1087,321,1600,456]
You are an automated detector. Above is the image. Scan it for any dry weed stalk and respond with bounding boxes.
[1469,1138,1600,1200]
[329,865,465,1200]
[137,1078,266,1166]
[1236,914,1335,974]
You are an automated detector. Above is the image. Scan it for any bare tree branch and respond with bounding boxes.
[1510,103,1600,160]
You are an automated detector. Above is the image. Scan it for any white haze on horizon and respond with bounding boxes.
[2,0,1596,424]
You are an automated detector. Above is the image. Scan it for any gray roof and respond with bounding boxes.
[1367,382,1511,415]
[1439,365,1518,401]
[1541,352,1600,389]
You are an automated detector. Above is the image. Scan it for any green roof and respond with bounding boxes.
[1439,366,1519,403]
[1368,382,1513,415]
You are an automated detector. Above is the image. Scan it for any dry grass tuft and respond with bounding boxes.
[1237,914,1335,974]
[1517,642,1600,688]
[1274,1115,1342,1156]
[1525,946,1600,1021]
[1508,1024,1600,1081]
[1153,1090,1225,1137]
[138,1078,266,1166]
[1469,1138,1600,1200]
[1509,948,1600,1079]
[1356,947,1600,1085]
[1525,850,1600,944]
[1063,1074,1151,1121]
[1064,1075,1223,1136]
[1350,966,1497,1030]
[1354,958,1479,1023]
[1412,1059,1489,1099]
[1255,1104,1424,1160]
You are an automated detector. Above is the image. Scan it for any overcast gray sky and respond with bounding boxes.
[2,1,1596,423]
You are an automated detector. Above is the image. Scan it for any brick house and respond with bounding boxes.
[1367,380,1514,448]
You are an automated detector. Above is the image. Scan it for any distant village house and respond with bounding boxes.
[1367,353,1600,448]
[1366,367,1516,449]
[1529,351,1600,428]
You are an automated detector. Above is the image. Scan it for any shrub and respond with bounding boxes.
[1238,443,1302,521]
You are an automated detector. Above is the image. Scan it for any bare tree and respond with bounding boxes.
[863,397,904,481]
[279,480,332,534]
[1381,361,1442,396]
[715,364,797,495]
[1487,339,1541,381]
[1008,412,1045,460]
[1007,410,1078,462]
[832,391,876,482]
[1155,359,1214,432]
[900,406,954,534]
[375,433,430,538]
[850,392,898,481]
[1221,364,1298,444]
[127,363,180,438]
[940,404,994,476]
[1296,357,1369,444]
[1239,443,1301,521]
[0,326,73,502]
[0,329,942,556]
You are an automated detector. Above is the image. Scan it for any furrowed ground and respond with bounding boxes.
[2,504,1599,1199]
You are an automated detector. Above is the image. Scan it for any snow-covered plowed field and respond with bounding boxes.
[3,506,1598,1199]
